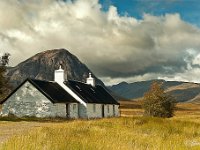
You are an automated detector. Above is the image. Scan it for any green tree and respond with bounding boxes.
[0,53,11,102]
[141,81,176,118]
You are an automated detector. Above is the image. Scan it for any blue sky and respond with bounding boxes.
[99,0,200,27]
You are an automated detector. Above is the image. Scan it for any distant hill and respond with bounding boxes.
[108,80,200,102]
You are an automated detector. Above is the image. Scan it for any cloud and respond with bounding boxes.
[159,49,200,83]
[1,0,200,85]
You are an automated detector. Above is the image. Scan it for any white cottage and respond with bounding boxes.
[0,66,120,119]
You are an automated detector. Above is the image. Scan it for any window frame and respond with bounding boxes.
[93,104,96,112]
[107,105,109,113]
[73,104,76,111]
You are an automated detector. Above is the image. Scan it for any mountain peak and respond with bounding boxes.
[37,48,71,56]
[7,49,104,87]
[30,48,72,62]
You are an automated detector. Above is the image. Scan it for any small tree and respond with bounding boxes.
[141,81,176,118]
[0,53,10,66]
[0,53,11,102]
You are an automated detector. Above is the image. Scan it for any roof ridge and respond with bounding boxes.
[67,79,101,87]
[67,79,86,84]
[28,78,56,83]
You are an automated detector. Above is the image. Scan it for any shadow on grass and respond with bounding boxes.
[0,115,118,123]
[0,115,74,123]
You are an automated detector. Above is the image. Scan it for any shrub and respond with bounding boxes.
[141,81,176,118]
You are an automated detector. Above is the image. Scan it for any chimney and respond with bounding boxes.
[54,65,66,83]
[54,65,87,106]
[86,73,95,87]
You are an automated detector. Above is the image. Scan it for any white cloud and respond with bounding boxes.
[1,0,200,84]
[158,49,200,83]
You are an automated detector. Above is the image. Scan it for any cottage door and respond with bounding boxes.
[102,105,105,117]
[113,105,115,116]
[66,104,69,118]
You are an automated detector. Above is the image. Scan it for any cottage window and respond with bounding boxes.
[73,104,76,110]
[93,104,96,112]
[113,105,115,115]
[107,105,109,113]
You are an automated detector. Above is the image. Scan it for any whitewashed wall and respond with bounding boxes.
[86,104,102,118]
[103,104,111,117]
[51,103,66,118]
[68,103,78,118]
[77,104,120,119]
[78,104,87,118]
[1,81,67,118]
[114,105,120,117]
[103,104,120,117]
[77,103,120,119]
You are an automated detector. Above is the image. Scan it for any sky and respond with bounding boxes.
[1,0,200,85]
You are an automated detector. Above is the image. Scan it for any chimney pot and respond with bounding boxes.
[86,72,95,86]
[54,65,67,83]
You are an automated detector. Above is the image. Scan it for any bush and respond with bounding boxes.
[141,81,176,118]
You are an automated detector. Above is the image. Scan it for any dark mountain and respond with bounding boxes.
[108,80,200,102]
[6,49,104,88]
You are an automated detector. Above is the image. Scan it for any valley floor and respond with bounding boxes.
[0,101,200,150]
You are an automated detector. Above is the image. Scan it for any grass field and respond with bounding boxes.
[0,101,200,150]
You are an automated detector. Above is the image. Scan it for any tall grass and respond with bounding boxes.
[1,117,200,150]
[1,102,200,150]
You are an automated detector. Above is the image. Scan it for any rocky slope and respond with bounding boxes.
[108,80,200,102]
[7,49,104,88]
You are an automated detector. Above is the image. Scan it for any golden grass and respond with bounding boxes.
[0,101,200,150]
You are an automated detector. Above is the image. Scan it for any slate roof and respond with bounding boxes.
[29,79,78,103]
[0,78,78,104]
[65,80,119,105]
[1,78,119,105]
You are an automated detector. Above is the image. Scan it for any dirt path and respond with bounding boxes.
[0,121,49,144]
